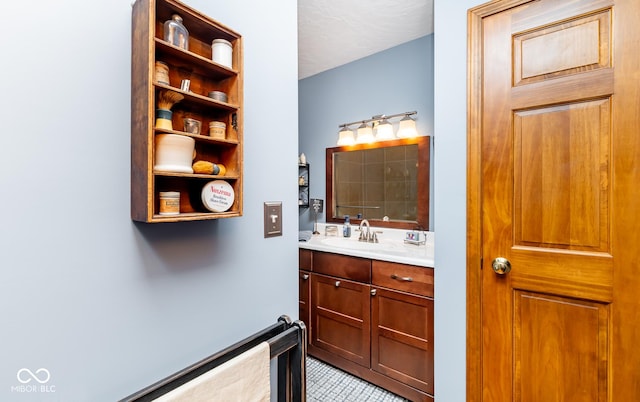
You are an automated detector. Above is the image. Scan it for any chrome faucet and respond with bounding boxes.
[359,219,370,242]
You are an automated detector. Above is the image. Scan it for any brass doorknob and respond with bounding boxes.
[492,257,511,275]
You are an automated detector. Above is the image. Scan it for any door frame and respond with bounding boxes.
[466,1,533,400]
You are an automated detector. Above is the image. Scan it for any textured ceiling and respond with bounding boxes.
[298,0,434,79]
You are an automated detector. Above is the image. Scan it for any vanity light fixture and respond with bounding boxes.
[356,122,375,143]
[397,113,418,138]
[375,117,395,140]
[336,111,418,145]
[337,125,356,146]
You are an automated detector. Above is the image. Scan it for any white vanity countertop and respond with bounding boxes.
[299,223,434,268]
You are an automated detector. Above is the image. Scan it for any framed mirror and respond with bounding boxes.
[326,136,430,230]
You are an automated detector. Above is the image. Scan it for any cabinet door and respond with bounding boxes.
[311,273,370,367]
[299,269,311,344]
[371,287,433,395]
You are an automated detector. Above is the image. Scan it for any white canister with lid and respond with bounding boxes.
[212,39,233,68]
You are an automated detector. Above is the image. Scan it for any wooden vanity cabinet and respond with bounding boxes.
[301,249,434,401]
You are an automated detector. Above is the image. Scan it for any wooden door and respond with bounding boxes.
[468,0,640,401]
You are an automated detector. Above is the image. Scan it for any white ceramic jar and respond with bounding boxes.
[154,134,195,173]
[211,39,233,68]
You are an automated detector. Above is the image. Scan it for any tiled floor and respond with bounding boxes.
[306,356,409,402]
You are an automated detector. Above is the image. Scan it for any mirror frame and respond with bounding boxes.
[325,136,430,230]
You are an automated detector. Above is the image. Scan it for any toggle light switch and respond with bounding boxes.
[264,202,282,238]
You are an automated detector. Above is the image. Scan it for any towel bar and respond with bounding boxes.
[120,315,307,402]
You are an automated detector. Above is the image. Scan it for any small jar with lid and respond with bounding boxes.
[211,39,233,68]
[164,14,189,50]
[155,61,170,85]
[209,121,226,139]
[159,191,180,215]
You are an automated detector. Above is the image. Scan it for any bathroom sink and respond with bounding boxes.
[320,237,408,253]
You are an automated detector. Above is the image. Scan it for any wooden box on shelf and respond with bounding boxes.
[131,0,243,222]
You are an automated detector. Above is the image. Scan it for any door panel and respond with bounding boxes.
[513,292,608,402]
[514,100,610,251]
[513,10,611,86]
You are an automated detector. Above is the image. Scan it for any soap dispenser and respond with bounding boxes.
[343,215,351,237]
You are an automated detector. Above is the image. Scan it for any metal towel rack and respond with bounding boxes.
[120,315,307,402]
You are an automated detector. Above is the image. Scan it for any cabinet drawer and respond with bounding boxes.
[313,251,371,283]
[299,249,312,270]
[372,260,433,297]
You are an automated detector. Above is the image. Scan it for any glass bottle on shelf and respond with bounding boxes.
[164,14,189,50]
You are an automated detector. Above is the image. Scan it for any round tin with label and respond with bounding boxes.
[201,180,234,212]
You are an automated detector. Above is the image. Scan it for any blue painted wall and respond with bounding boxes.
[0,1,487,399]
[433,1,485,401]
[298,35,434,231]
[0,1,298,400]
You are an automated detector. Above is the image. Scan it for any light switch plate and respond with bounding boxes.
[264,202,282,238]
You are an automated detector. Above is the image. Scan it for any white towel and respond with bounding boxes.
[154,342,270,402]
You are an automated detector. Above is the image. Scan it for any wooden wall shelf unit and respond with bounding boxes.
[131,0,243,223]
[299,163,309,208]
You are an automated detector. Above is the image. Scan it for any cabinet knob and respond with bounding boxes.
[335,281,341,287]
[302,274,309,280]
[370,289,377,296]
